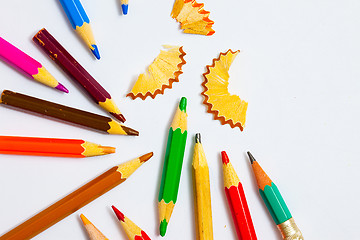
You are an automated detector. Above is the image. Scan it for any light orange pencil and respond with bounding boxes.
[80,214,109,240]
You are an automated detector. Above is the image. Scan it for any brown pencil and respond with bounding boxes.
[0,90,138,135]
[0,152,153,240]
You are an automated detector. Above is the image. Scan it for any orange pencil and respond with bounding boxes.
[0,136,115,158]
[112,206,151,240]
[80,214,109,240]
[0,152,153,240]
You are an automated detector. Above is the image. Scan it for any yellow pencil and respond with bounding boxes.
[80,214,109,240]
[192,133,213,240]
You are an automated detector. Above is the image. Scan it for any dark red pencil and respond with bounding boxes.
[221,151,257,240]
[33,28,126,122]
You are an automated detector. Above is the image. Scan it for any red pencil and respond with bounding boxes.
[111,206,151,240]
[221,151,257,240]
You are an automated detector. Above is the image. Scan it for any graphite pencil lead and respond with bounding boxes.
[247,151,256,164]
[195,133,201,143]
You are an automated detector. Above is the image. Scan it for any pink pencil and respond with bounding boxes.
[0,37,68,93]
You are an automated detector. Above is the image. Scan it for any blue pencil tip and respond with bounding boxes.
[122,4,128,15]
[91,45,101,60]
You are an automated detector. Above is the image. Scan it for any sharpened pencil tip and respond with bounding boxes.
[221,151,229,164]
[111,205,125,222]
[100,146,116,154]
[159,220,168,237]
[122,4,128,15]
[111,113,126,123]
[55,83,69,93]
[80,214,90,225]
[122,126,139,136]
[179,97,187,112]
[195,133,201,143]
[91,45,101,60]
[139,152,153,163]
[247,151,256,164]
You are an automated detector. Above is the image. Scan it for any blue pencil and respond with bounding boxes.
[59,0,100,59]
[120,0,129,15]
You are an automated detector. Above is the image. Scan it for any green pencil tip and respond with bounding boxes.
[179,97,187,112]
[159,220,168,236]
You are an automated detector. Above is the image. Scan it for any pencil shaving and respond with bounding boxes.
[127,46,186,100]
[171,0,215,36]
[201,50,248,131]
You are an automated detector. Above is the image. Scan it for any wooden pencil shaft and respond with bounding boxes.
[222,152,257,240]
[193,142,213,240]
[0,151,154,240]
[0,90,112,133]
[0,136,112,158]
[112,206,151,240]
[0,37,41,78]
[248,152,303,239]
[0,166,123,240]
[0,136,81,153]
[80,214,109,240]
[158,98,188,236]
[58,0,90,29]
[33,28,109,103]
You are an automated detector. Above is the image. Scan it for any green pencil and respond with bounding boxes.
[247,152,304,240]
[158,97,188,237]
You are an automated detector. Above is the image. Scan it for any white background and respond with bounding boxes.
[0,0,360,239]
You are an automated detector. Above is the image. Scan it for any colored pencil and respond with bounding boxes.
[58,0,100,59]
[192,133,213,240]
[80,214,109,240]
[247,152,303,240]
[0,37,68,93]
[0,90,138,136]
[158,97,188,237]
[33,28,125,123]
[111,206,151,240]
[120,0,129,15]
[0,152,153,240]
[221,151,257,240]
[0,136,115,158]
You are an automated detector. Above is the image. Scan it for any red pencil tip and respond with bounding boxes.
[221,151,229,164]
[111,205,125,222]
